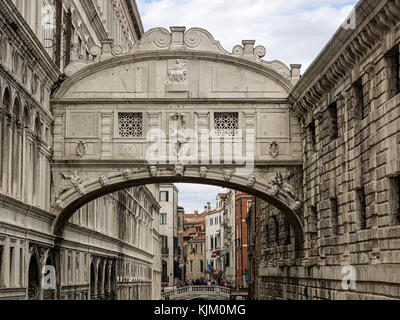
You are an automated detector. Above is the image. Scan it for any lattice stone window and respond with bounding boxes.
[118,113,143,137]
[214,112,239,136]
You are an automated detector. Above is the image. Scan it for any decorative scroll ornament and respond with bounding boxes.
[122,169,133,181]
[247,175,256,188]
[149,166,158,177]
[224,170,232,182]
[175,163,184,177]
[269,141,280,158]
[184,29,203,48]
[200,166,208,178]
[76,141,87,157]
[99,175,110,187]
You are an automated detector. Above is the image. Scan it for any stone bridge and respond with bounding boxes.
[162,286,231,300]
[50,27,304,247]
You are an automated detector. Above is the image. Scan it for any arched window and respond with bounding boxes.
[2,87,11,111]
[27,255,40,300]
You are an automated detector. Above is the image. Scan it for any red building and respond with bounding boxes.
[235,191,253,289]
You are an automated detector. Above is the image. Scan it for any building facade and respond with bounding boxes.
[0,0,163,301]
[223,190,236,286]
[206,196,225,277]
[159,184,179,287]
[253,0,400,300]
[235,191,253,289]
[183,210,206,281]
[177,206,186,282]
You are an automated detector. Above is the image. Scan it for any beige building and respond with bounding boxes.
[223,191,236,285]
[206,196,226,276]
[0,0,162,301]
[184,211,206,281]
[159,184,179,287]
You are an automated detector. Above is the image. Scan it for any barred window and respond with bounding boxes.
[118,113,143,137]
[214,112,239,137]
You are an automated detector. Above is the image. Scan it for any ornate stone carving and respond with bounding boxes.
[122,169,133,181]
[184,29,203,48]
[76,141,87,157]
[152,28,172,49]
[55,199,66,211]
[99,175,110,187]
[268,172,300,205]
[214,112,239,137]
[254,46,267,59]
[224,170,232,182]
[168,59,188,84]
[149,166,158,177]
[0,35,7,62]
[175,163,184,177]
[269,141,280,158]
[170,110,187,156]
[200,166,208,178]
[247,175,256,188]
[119,144,138,156]
[60,171,86,195]
[232,45,244,57]
[118,113,143,138]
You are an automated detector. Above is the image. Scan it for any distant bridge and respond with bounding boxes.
[161,286,231,300]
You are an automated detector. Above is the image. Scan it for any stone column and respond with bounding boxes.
[7,115,15,195]
[1,238,10,288]
[2,114,11,194]
[15,122,23,199]
[101,260,106,299]
[24,129,35,205]
[93,259,99,300]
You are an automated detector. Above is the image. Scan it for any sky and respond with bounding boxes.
[136,0,358,213]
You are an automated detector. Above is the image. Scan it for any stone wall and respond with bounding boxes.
[255,0,400,300]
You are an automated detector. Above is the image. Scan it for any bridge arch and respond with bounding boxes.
[53,165,304,247]
[50,26,304,249]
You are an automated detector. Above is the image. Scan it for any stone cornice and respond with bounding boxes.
[0,0,60,84]
[123,0,145,41]
[288,0,400,122]
[80,0,110,42]
[51,98,289,105]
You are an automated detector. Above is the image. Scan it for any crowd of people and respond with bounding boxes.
[162,277,232,293]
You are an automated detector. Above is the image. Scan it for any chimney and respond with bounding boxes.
[204,205,208,213]
[194,210,198,215]
[207,202,211,211]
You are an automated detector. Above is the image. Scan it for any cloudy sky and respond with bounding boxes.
[136,0,358,213]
